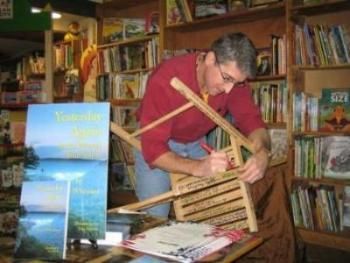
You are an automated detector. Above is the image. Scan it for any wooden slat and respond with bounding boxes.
[178,189,243,215]
[180,199,245,222]
[201,209,247,226]
[174,179,240,206]
[220,220,249,231]
[173,170,239,195]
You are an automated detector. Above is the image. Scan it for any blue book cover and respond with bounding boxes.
[23,103,110,239]
[14,180,70,260]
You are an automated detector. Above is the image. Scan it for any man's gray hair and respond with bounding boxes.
[211,32,257,78]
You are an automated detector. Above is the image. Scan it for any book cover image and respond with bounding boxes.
[23,103,110,240]
[322,136,350,179]
[319,88,350,132]
[14,180,70,260]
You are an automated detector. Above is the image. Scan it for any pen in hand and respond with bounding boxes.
[200,142,236,170]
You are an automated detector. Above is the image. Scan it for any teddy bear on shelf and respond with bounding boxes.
[64,21,82,42]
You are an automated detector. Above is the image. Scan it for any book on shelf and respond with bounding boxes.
[321,136,350,179]
[256,48,272,76]
[123,18,146,39]
[194,0,227,18]
[145,11,160,34]
[9,121,26,144]
[14,180,70,261]
[23,103,110,240]
[102,17,124,43]
[112,105,139,130]
[101,18,146,44]
[268,128,287,163]
[166,0,185,25]
[119,221,245,263]
[0,109,10,144]
[319,88,350,132]
[119,73,141,99]
[343,186,350,228]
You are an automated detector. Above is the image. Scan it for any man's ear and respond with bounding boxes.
[205,51,216,66]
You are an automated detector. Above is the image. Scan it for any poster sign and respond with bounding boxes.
[0,0,13,19]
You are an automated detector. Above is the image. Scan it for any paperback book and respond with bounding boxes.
[321,136,350,179]
[343,186,350,227]
[14,181,70,261]
[23,103,110,240]
[319,88,350,132]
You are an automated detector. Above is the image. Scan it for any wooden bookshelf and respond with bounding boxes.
[288,0,350,251]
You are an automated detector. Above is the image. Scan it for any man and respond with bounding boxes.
[135,32,271,217]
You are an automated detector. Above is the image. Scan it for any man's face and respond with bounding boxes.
[204,57,247,96]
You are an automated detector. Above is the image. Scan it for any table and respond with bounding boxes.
[0,215,262,262]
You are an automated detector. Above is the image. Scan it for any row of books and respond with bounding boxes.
[292,87,350,132]
[54,38,88,71]
[110,135,136,190]
[295,23,350,66]
[290,184,350,232]
[294,135,350,180]
[97,36,159,74]
[96,72,150,101]
[16,51,45,80]
[251,80,288,124]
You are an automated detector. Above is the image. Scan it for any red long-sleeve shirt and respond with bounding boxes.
[137,53,265,164]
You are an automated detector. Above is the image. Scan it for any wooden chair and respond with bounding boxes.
[108,77,263,232]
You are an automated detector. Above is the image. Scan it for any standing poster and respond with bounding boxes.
[23,103,110,240]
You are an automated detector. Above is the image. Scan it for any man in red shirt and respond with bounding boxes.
[135,32,270,217]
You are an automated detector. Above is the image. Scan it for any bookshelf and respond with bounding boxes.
[95,0,160,206]
[0,108,25,239]
[287,0,350,251]
[53,38,88,102]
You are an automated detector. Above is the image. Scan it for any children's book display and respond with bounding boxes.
[22,103,110,241]
[14,181,70,260]
[319,88,350,132]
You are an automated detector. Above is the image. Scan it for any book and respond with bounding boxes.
[166,0,185,25]
[321,136,350,179]
[23,103,110,240]
[10,121,26,144]
[14,180,70,261]
[145,11,160,34]
[194,0,227,18]
[102,17,124,43]
[268,128,287,163]
[123,18,146,39]
[343,186,350,227]
[256,48,272,76]
[119,221,244,263]
[319,88,350,132]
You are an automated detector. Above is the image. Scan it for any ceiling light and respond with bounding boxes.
[31,7,62,19]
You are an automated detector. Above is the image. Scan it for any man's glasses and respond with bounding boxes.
[216,62,247,88]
